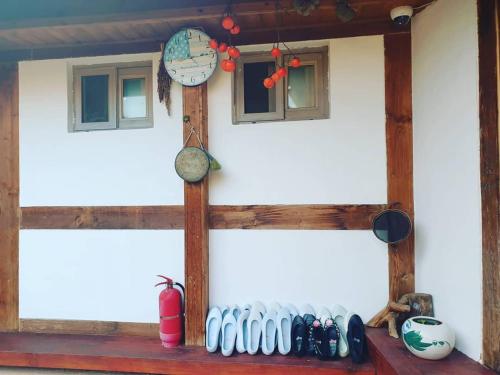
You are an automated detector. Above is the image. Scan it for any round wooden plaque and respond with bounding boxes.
[175,147,210,182]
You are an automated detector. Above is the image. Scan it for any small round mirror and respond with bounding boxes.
[372,209,412,244]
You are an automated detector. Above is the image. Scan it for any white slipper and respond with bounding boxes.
[246,308,263,355]
[284,303,299,319]
[332,304,349,357]
[236,308,250,353]
[318,306,333,327]
[221,312,237,357]
[252,301,266,317]
[276,307,292,355]
[300,304,316,317]
[269,301,281,313]
[206,306,222,353]
[221,305,230,319]
[261,310,277,355]
[229,305,241,321]
[242,303,251,311]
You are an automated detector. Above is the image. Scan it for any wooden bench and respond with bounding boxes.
[0,329,494,374]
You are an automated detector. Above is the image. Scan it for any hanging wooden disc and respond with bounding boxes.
[175,146,210,183]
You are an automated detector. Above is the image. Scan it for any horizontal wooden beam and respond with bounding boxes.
[209,204,387,230]
[0,21,408,63]
[20,206,184,230]
[0,0,408,30]
[20,319,158,338]
[20,204,387,230]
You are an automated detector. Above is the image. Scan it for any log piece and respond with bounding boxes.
[367,293,433,338]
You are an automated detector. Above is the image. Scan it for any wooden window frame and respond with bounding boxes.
[118,66,153,130]
[232,47,329,124]
[71,61,152,132]
[233,53,285,123]
[73,66,117,131]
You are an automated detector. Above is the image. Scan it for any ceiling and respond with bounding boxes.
[0,0,430,61]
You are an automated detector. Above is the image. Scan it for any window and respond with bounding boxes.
[233,48,329,124]
[71,62,153,132]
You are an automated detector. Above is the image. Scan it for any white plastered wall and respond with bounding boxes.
[412,0,482,361]
[208,36,389,320]
[19,35,389,323]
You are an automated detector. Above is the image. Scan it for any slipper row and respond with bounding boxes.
[205,301,365,362]
[206,302,294,356]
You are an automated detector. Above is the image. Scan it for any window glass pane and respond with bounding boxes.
[287,65,315,109]
[81,75,109,123]
[122,78,147,119]
[243,61,276,114]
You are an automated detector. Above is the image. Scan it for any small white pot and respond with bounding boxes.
[401,316,455,360]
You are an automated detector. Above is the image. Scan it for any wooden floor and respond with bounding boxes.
[0,332,374,375]
[365,328,495,375]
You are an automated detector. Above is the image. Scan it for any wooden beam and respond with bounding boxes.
[20,319,158,338]
[0,40,161,63]
[0,23,409,63]
[478,0,500,371]
[20,206,184,230]
[384,33,415,302]
[20,204,387,230]
[232,19,408,46]
[209,204,387,230]
[183,84,209,346]
[0,0,419,30]
[0,63,19,332]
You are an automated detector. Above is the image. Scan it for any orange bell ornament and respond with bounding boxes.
[263,77,275,89]
[230,25,241,35]
[222,16,235,30]
[209,39,218,49]
[222,59,236,72]
[227,47,241,59]
[277,67,287,77]
[218,42,228,53]
[271,47,282,58]
[290,57,301,68]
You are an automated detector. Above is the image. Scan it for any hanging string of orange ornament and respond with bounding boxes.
[208,5,241,73]
[263,0,302,89]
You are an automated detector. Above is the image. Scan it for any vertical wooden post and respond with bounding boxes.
[0,63,19,332]
[478,0,499,370]
[384,33,415,302]
[182,83,209,346]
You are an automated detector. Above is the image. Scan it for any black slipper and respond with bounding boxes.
[312,320,328,360]
[324,319,340,359]
[291,315,307,357]
[347,314,366,364]
[303,313,316,356]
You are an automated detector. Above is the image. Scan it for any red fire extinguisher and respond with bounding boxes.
[155,275,185,348]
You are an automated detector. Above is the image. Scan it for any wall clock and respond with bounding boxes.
[164,28,217,86]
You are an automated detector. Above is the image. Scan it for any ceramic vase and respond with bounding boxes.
[401,316,455,360]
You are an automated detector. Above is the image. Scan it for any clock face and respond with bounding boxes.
[164,28,218,86]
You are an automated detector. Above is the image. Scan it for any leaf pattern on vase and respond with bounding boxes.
[403,330,451,352]
[403,330,433,352]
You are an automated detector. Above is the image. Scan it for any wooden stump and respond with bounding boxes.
[367,293,433,338]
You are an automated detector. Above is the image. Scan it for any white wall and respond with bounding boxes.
[412,0,482,360]
[19,53,185,322]
[208,36,389,319]
[19,36,389,323]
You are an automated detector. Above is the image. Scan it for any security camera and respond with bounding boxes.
[390,6,414,25]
